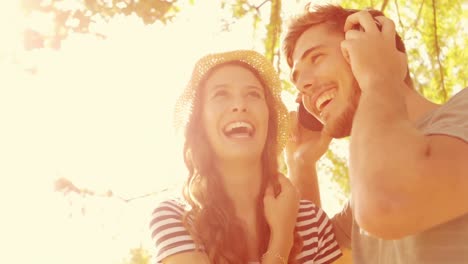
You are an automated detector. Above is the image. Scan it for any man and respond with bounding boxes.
[283,4,468,264]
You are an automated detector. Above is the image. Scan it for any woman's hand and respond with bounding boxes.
[264,174,300,240]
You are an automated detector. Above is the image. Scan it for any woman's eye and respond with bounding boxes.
[248,91,263,98]
[213,90,228,98]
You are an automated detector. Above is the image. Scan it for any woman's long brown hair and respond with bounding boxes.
[182,61,302,263]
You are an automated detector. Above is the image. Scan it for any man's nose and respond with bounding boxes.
[296,68,317,95]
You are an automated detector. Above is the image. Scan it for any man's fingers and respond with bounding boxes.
[264,184,274,200]
[374,16,396,39]
[295,93,302,103]
[343,11,380,34]
[340,39,352,64]
[289,111,298,128]
[277,173,292,188]
[277,174,300,199]
[289,111,300,142]
[344,29,364,40]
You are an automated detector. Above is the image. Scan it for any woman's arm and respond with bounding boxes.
[263,174,300,263]
[161,252,210,264]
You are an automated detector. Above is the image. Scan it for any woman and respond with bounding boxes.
[149,50,342,264]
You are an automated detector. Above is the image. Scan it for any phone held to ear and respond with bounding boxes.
[297,102,323,131]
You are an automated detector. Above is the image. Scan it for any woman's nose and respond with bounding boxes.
[232,98,247,112]
[232,107,247,112]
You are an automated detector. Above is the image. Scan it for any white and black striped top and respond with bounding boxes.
[149,199,342,264]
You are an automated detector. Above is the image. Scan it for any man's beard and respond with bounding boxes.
[324,88,360,139]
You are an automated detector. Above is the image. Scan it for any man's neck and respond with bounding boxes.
[404,88,440,124]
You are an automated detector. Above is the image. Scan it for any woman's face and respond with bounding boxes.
[200,64,269,163]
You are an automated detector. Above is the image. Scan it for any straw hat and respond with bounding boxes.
[174,50,289,153]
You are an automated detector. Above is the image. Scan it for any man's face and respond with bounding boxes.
[291,23,360,138]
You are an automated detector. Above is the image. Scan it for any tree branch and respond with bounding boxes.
[264,0,281,63]
[380,0,390,12]
[276,44,281,74]
[413,0,425,27]
[256,0,270,10]
[394,0,405,31]
[54,177,167,203]
[119,190,167,203]
[431,0,447,100]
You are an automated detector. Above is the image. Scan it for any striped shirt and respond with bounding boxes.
[149,199,342,263]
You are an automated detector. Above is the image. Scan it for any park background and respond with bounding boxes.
[0,0,467,263]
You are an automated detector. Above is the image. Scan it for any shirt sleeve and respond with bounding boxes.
[423,88,468,143]
[295,200,342,264]
[330,200,352,249]
[149,200,198,263]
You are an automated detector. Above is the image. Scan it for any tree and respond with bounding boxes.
[24,2,465,262]
[218,0,467,197]
[31,0,467,204]
[122,246,151,264]
[21,0,193,49]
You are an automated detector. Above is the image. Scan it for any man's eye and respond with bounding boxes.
[311,54,323,64]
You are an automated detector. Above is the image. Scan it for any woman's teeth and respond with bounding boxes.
[223,121,254,137]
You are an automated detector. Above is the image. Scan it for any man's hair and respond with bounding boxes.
[283,4,407,68]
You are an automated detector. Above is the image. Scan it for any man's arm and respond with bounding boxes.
[331,201,353,250]
[285,111,329,207]
[288,155,352,249]
[351,87,468,239]
[346,15,468,235]
[341,11,468,240]
[287,156,321,207]
[285,111,353,250]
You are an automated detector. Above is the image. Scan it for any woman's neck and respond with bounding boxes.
[218,159,263,215]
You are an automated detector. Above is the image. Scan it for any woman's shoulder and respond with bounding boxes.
[296,199,330,230]
[149,198,199,263]
[152,198,188,216]
[149,198,189,233]
[298,199,321,215]
[295,200,343,263]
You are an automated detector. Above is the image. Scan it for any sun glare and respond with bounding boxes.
[1,2,24,54]
[1,1,347,263]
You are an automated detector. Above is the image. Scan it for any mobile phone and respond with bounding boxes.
[297,102,323,131]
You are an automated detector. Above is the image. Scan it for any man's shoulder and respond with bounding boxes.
[444,87,468,107]
[418,87,468,141]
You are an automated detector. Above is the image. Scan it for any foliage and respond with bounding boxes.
[24,0,467,212]
[324,148,350,197]
[122,246,151,264]
[21,0,189,49]
[340,0,466,102]
[300,0,466,195]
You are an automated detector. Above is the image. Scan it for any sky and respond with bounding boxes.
[0,1,346,263]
